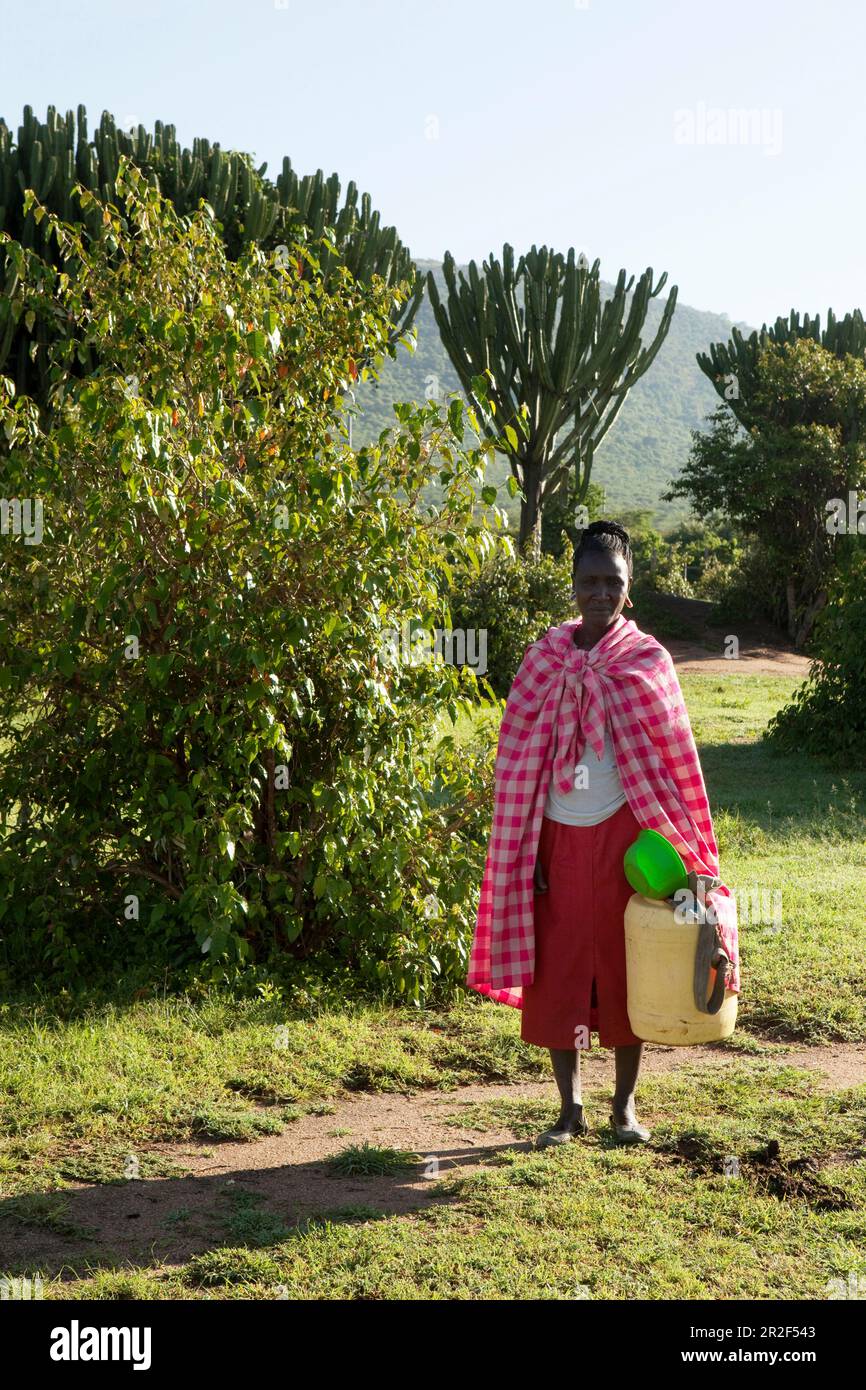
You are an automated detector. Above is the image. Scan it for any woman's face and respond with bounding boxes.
[572,549,631,630]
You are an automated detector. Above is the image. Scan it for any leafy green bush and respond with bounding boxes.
[447,546,575,698]
[615,509,696,597]
[765,541,866,758]
[0,159,501,1003]
[703,538,788,629]
[619,509,744,601]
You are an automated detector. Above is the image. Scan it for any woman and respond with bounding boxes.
[467,520,740,1150]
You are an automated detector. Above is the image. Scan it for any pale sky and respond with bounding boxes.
[2,0,863,329]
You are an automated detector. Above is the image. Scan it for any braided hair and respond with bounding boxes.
[572,520,633,590]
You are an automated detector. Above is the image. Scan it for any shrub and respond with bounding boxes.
[616,509,696,597]
[703,538,788,630]
[0,159,501,1003]
[765,541,866,759]
[447,545,575,698]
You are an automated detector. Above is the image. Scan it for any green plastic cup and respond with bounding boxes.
[623,828,689,899]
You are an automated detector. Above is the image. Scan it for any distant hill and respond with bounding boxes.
[352,258,754,531]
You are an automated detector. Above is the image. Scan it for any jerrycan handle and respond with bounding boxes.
[694,917,730,1015]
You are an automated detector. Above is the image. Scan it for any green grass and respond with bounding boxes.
[217,1184,293,1249]
[1,671,864,1298]
[324,1142,420,1178]
[682,675,866,1043]
[20,1062,866,1301]
[0,993,550,1196]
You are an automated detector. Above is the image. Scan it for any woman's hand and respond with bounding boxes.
[533,856,549,893]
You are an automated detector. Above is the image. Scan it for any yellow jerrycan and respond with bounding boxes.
[624,891,738,1045]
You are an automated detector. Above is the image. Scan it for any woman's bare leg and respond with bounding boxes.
[613,1043,644,1127]
[547,1047,585,1131]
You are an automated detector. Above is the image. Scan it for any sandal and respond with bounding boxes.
[535,1108,589,1149]
[610,1116,651,1144]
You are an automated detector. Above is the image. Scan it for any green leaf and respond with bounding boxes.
[246,329,267,358]
[470,374,488,402]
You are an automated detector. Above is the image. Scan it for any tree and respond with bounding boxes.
[697,306,866,428]
[0,103,423,405]
[540,478,605,559]
[273,155,424,352]
[0,157,497,1001]
[666,337,866,645]
[427,244,677,558]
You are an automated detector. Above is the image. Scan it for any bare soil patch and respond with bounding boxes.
[3,1037,863,1281]
[648,594,812,676]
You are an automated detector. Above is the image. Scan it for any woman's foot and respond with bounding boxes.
[611,1097,651,1144]
[535,1103,588,1149]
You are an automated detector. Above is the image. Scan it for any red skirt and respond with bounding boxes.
[520,799,643,1049]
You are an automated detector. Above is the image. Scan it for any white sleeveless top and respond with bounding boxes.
[544,723,627,826]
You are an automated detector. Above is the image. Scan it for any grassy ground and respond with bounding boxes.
[4,1059,864,1301]
[439,674,866,1043]
[685,675,866,1042]
[1,672,864,1298]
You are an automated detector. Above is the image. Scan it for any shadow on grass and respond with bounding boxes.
[698,739,866,837]
[0,1131,538,1285]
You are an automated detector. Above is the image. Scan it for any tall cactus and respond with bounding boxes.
[427,245,677,555]
[0,104,422,402]
[0,105,268,252]
[0,105,271,399]
[698,307,866,431]
[275,158,423,347]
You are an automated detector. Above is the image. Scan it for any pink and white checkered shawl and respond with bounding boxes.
[467,612,741,1008]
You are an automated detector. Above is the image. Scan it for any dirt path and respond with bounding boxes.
[648,594,812,676]
[664,638,811,677]
[5,1038,864,1281]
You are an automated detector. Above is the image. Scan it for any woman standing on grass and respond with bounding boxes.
[467,520,740,1149]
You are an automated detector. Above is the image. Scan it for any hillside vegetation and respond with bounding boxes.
[353,259,753,530]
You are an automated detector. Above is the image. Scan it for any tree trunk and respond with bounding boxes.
[518,461,543,560]
[794,589,828,648]
[785,578,797,642]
